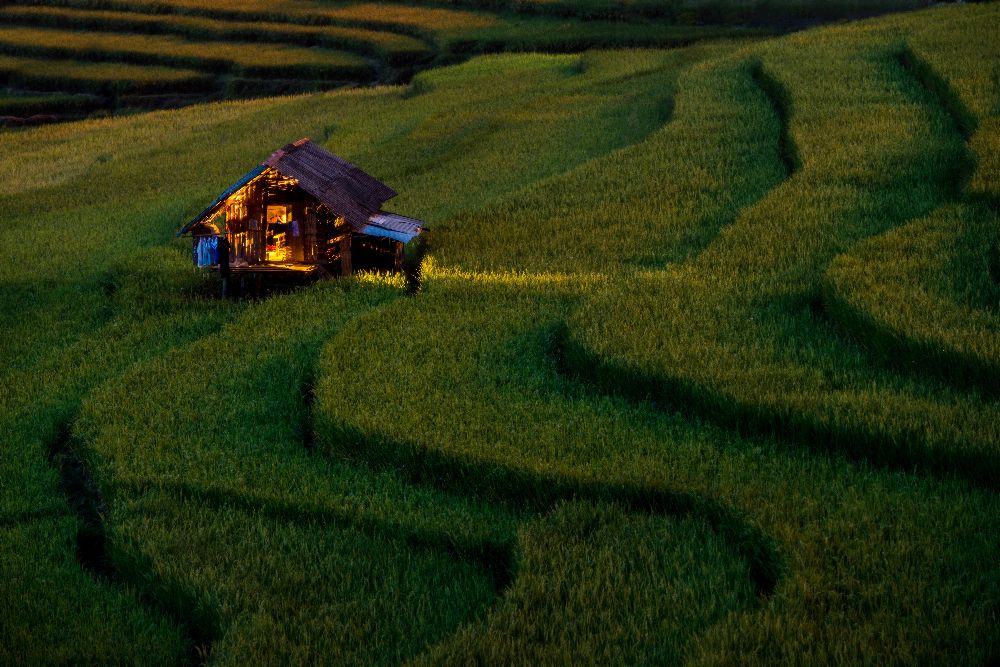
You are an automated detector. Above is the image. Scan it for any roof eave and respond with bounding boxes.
[176,165,268,237]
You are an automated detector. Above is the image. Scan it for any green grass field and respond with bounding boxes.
[1,1,999,665]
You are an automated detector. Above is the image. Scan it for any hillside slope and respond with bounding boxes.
[1,3,998,665]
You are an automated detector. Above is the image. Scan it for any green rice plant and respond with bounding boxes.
[416,501,756,665]
[60,51,755,660]
[2,4,999,663]
[0,5,432,65]
[0,85,422,662]
[76,273,766,664]
[0,25,373,79]
[313,274,1000,663]
[111,491,501,666]
[564,21,1000,485]
[811,12,999,392]
[0,53,212,94]
[0,260,232,663]
[823,204,1000,395]
[0,517,187,665]
[427,50,786,271]
[887,3,1000,206]
[73,280,527,665]
[0,91,101,116]
[0,48,696,661]
[347,49,705,222]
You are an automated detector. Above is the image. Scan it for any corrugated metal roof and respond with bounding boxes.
[362,212,424,243]
[176,164,267,237]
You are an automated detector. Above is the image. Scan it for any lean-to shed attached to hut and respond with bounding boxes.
[178,138,424,282]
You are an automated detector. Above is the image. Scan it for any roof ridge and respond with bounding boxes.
[263,137,311,167]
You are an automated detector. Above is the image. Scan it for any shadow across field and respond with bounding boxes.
[555,322,1000,488]
[46,422,218,667]
[749,60,799,176]
[317,419,783,600]
[820,43,998,398]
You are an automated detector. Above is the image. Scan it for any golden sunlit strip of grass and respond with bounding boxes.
[0,53,212,94]
[0,5,432,63]
[0,25,372,78]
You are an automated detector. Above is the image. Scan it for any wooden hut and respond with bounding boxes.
[177,138,424,280]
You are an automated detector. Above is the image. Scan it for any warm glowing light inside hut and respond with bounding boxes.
[266,204,292,262]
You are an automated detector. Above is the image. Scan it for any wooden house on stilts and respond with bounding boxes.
[178,138,424,286]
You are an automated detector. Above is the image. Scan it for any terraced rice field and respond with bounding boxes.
[1,1,999,665]
[0,0,932,123]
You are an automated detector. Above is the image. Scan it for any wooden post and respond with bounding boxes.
[218,235,230,298]
[394,241,404,272]
[340,235,352,276]
[305,210,317,263]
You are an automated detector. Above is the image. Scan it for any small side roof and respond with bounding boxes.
[362,212,425,244]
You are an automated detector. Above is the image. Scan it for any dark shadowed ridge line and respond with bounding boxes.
[895,44,977,193]
[820,269,1000,398]
[896,44,977,141]
[554,323,999,490]
[659,59,794,267]
[315,419,783,600]
[819,44,998,397]
[46,421,218,667]
[750,60,800,177]
[117,479,517,595]
[47,423,117,582]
